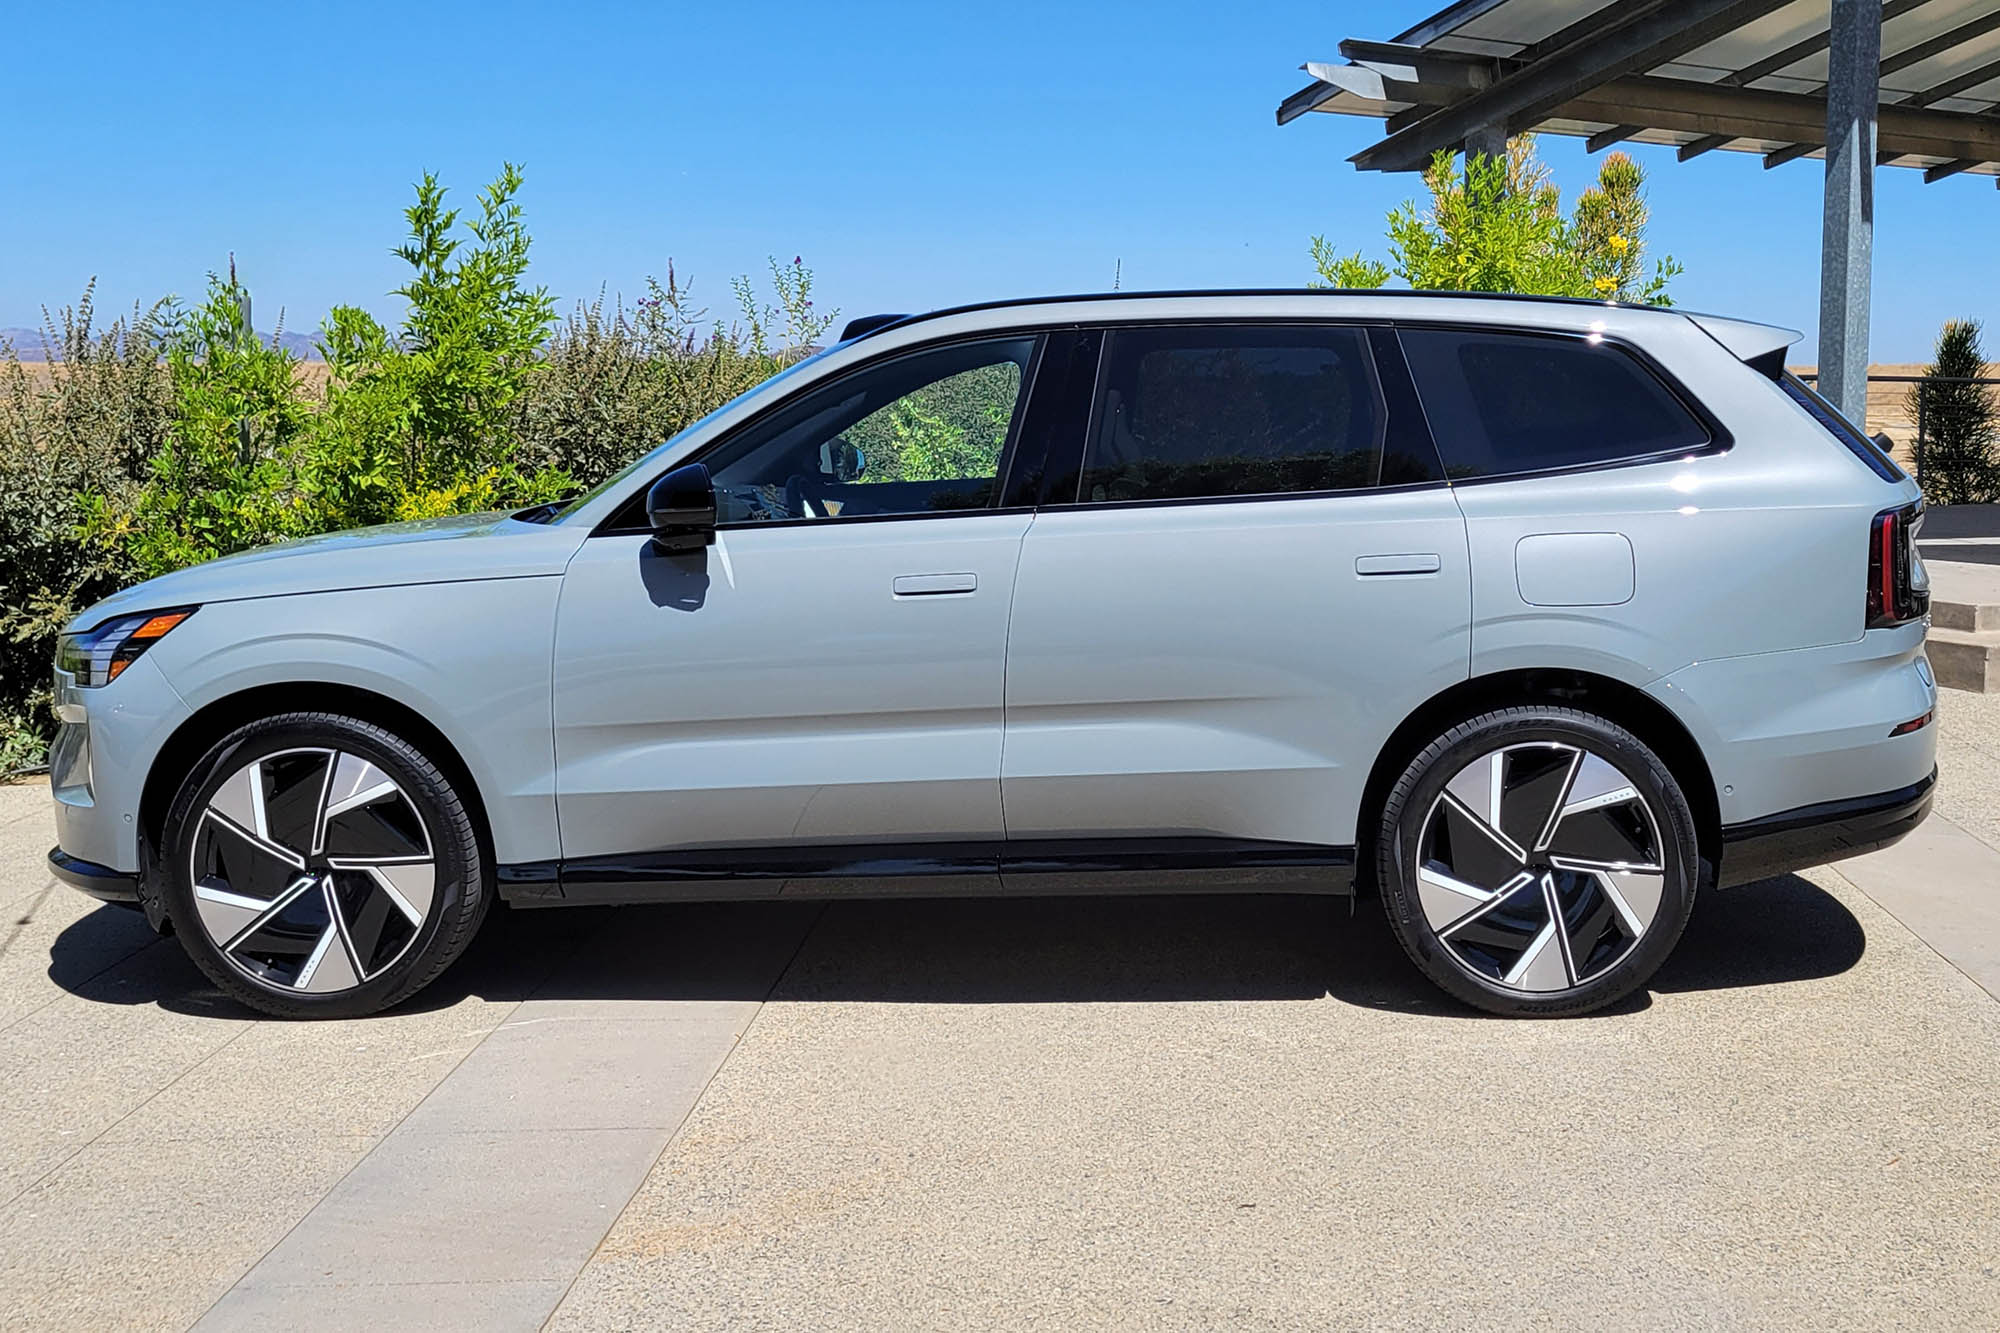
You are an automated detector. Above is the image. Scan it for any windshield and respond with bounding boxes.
[553,345,845,523]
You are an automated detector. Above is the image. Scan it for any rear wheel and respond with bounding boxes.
[1375,706,1699,1017]
[158,712,488,1019]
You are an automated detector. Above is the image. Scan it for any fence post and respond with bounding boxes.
[1914,378,1925,485]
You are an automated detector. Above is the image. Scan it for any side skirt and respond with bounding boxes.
[497,837,1357,907]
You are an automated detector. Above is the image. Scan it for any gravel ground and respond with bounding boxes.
[551,871,2000,1331]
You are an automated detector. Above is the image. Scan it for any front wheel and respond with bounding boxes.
[1375,706,1700,1018]
[158,712,489,1019]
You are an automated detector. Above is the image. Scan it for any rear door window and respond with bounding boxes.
[1398,327,1710,479]
[1074,325,1438,504]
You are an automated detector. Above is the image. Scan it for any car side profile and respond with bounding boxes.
[47,291,1936,1019]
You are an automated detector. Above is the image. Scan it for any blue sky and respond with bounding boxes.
[5,0,1994,359]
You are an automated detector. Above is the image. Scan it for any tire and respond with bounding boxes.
[1374,706,1699,1018]
[157,712,489,1019]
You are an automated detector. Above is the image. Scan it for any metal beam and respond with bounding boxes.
[1764,142,1821,168]
[1554,76,2000,159]
[1678,133,1735,160]
[1923,157,1983,181]
[1901,53,2000,109]
[1819,0,1881,426]
[1587,124,1647,151]
[1723,0,1934,87]
[1349,0,1795,171]
[1878,8,2000,77]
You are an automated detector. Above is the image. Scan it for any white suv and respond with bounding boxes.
[48,291,1937,1018]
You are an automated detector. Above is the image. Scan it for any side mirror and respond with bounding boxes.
[1870,432,1896,456]
[646,462,716,554]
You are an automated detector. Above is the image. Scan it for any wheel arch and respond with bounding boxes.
[1356,667,1720,887]
[138,681,496,880]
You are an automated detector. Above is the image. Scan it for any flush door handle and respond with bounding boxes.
[893,573,978,597]
[1355,553,1443,576]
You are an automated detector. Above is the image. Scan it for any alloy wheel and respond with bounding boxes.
[186,747,435,994]
[1414,741,1666,993]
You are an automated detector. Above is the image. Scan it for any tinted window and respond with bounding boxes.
[1078,326,1401,504]
[703,337,1035,523]
[1399,328,1709,479]
[1778,373,1904,481]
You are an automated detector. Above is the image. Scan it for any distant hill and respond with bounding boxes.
[0,327,323,360]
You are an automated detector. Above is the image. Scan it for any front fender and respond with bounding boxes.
[142,578,563,864]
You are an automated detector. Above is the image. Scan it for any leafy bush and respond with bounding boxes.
[1311,136,1681,305]
[0,165,837,769]
[1,288,170,765]
[517,259,835,490]
[1907,319,1998,505]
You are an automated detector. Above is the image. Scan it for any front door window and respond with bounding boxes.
[705,337,1037,523]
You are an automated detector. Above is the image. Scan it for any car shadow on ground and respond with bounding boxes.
[47,872,1867,1021]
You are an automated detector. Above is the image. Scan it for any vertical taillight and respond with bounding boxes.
[1866,503,1928,629]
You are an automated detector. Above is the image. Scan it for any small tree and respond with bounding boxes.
[310,163,571,525]
[1908,320,1998,505]
[1312,136,1681,305]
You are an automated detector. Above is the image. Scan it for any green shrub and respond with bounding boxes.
[1311,136,1681,305]
[516,259,834,490]
[1908,319,1998,505]
[0,287,171,768]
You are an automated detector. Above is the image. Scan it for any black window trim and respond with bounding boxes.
[1038,316,1450,515]
[592,314,1734,533]
[1390,320,1734,488]
[591,329,1054,537]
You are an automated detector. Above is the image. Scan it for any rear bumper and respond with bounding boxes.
[1717,767,1935,888]
[47,846,142,904]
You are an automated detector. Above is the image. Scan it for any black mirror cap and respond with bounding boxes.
[646,462,716,554]
[1870,432,1896,456]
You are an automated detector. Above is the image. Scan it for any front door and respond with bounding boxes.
[1001,322,1471,852]
[552,335,1040,871]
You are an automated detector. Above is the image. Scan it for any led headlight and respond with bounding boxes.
[55,607,197,687]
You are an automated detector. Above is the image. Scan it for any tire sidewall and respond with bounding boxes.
[159,714,482,1019]
[1378,708,1700,1017]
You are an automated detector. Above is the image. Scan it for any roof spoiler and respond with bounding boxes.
[840,313,909,342]
[1687,312,1802,382]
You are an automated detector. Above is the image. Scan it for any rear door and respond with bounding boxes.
[1000,321,1471,852]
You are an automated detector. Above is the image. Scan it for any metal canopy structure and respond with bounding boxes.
[1278,0,2000,423]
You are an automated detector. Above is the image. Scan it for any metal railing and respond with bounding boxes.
[1795,372,2000,484]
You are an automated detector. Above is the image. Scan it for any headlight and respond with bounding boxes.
[55,607,197,687]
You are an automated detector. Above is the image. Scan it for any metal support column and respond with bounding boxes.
[1464,123,1508,164]
[1818,0,1881,425]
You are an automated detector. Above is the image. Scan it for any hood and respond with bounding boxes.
[70,511,590,632]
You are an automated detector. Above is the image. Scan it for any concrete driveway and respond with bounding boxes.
[3,695,1998,1331]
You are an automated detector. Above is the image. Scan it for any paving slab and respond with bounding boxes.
[1838,809,2000,1002]
[191,1279,573,1333]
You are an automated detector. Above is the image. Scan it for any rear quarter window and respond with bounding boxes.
[1398,327,1711,479]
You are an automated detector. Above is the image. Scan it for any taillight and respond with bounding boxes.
[1866,503,1928,629]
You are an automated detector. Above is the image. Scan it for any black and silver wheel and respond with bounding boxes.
[159,712,488,1018]
[1376,706,1699,1017]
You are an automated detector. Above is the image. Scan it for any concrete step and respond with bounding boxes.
[1927,560,2000,633]
[1927,626,2000,693]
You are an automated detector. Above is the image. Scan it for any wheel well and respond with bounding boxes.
[1354,669,1720,887]
[139,683,494,871]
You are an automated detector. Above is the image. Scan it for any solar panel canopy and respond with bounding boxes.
[1281,0,2000,182]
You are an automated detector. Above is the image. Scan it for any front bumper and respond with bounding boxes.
[47,847,142,904]
[1717,767,1936,888]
